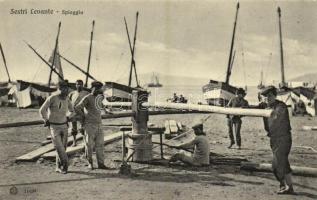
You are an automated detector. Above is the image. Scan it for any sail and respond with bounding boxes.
[48,46,64,81]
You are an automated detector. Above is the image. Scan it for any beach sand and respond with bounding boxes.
[0,107,316,200]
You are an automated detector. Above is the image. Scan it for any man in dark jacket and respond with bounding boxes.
[260,86,294,195]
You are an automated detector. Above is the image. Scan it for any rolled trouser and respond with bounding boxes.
[50,124,69,170]
[270,135,292,183]
[84,123,105,166]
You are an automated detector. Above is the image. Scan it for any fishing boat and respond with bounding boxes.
[202,3,239,106]
[273,7,316,116]
[147,73,163,88]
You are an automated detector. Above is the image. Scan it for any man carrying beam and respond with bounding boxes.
[169,122,210,167]
[75,81,107,170]
[69,79,89,146]
[227,88,249,149]
[39,81,74,174]
[260,86,295,195]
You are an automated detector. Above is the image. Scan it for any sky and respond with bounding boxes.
[0,0,317,87]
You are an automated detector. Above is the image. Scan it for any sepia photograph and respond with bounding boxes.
[0,0,317,199]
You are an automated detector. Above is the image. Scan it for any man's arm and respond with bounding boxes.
[178,138,197,149]
[39,96,51,126]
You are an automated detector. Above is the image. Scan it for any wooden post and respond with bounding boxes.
[160,132,164,159]
[127,90,152,162]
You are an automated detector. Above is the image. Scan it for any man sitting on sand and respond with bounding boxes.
[169,123,210,166]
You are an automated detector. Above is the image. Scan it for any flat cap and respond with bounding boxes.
[260,85,277,96]
[91,81,103,89]
[57,80,68,88]
[236,87,246,95]
[192,123,203,130]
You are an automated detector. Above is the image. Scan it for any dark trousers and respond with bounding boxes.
[270,135,292,183]
[228,118,242,146]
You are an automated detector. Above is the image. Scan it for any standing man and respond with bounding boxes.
[227,88,249,149]
[169,123,210,167]
[39,81,74,174]
[75,81,107,170]
[260,86,294,195]
[69,80,89,146]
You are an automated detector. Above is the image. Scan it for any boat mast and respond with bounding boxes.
[125,12,140,87]
[85,20,95,87]
[48,22,61,87]
[225,2,240,84]
[277,7,286,86]
[0,43,11,83]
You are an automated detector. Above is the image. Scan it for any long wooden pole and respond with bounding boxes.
[225,2,239,84]
[25,42,64,80]
[241,162,317,177]
[58,53,97,81]
[0,43,11,82]
[104,101,273,117]
[277,7,286,85]
[48,22,62,87]
[85,20,95,87]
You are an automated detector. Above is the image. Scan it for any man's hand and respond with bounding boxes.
[43,120,50,127]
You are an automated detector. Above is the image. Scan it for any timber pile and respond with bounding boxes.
[16,131,130,161]
[42,131,129,159]
[164,120,184,139]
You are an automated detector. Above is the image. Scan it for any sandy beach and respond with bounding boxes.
[0,107,316,200]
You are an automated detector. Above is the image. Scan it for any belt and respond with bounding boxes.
[49,121,68,125]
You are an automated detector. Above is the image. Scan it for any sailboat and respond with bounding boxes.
[257,70,265,89]
[147,73,163,88]
[202,2,240,106]
[273,7,316,116]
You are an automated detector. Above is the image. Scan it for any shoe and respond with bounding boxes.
[227,142,235,149]
[98,164,110,169]
[55,168,62,173]
[277,186,295,195]
[61,169,67,174]
[88,163,94,170]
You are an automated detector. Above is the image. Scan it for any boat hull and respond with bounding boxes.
[202,80,238,106]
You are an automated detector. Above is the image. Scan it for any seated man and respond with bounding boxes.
[169,123,210,166]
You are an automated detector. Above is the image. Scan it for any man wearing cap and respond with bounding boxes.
[226,88,249,149]
[39,81,74,174]
[68,80,89,146]
[75,81,107,170]
[169,123,210,166]
[260,85,294,195]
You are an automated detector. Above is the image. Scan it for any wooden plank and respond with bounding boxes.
[164,120,171,134]
[16,134,83,161]
[302,125,317,131]
[41,131,130,159]
[169,120,178,133]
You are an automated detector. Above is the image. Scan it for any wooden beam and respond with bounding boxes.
[143,102,272,117]
[16,134,82,161]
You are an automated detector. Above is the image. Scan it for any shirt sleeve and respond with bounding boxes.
[179,138,197,149]
[39,96,51,121]
[67,98,75,118]
[74,96,89,117]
